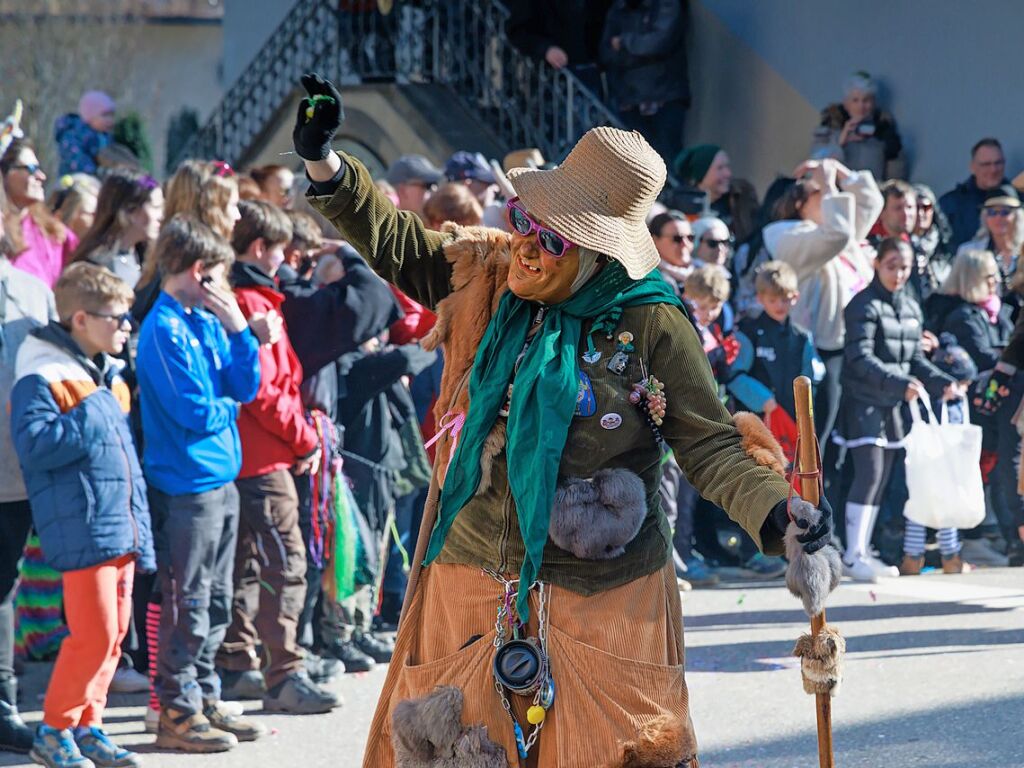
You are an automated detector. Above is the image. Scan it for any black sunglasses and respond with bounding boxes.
[665,234,695,244]
[11,163,42,176]
[703,238,733,249]
[86,310,134,328]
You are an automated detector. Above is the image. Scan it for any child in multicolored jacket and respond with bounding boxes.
[10,263,154,768]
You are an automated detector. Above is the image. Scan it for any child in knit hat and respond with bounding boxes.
[900,332,979,576]
[54,91,115,176]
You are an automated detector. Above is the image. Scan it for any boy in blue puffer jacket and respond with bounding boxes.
[10,263,154,768]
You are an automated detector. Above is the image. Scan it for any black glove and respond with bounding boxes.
[972,368,1012,416]
[770,494,834,554]
[293,72,345,161]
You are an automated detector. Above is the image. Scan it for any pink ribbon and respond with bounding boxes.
[424,411,466,480]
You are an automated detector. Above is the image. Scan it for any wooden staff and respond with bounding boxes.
[793,375,834,768]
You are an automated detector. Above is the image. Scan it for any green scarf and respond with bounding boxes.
[424,260,684,620]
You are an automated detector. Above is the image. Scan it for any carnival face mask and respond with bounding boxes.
[506,199,580,304]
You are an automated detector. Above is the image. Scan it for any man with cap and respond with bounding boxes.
[445,150,499,208]
[385,154,443,219]
[293,72,838,768]
[940,137,1012,250]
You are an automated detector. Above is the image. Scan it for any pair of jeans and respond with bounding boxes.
[0,500,33,685]
[151,483,239,715]
[217,470,306,689]
[659,455,697,561]
[294,470,321,648]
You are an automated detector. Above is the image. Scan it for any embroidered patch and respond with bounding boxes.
[576,372,596,417]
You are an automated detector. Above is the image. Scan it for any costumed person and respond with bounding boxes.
[295,73,835,768]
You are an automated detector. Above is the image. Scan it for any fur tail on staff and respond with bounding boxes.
[790,375,843,768]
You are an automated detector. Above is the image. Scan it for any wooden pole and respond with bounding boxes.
[793,375,835,768]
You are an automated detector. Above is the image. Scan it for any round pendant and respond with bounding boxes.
[493,639,544,695]
[539,676,556,708]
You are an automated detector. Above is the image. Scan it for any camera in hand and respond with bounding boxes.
[856,122,876,137]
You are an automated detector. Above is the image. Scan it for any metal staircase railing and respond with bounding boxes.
[175,0,627,170]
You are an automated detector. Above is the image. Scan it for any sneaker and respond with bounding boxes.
[154,708,237,753]
[1007,540,1024,567]
[842,557,878,583]
[355,633,393,664]
[960,538,1009,567]
[0,680,34,753]
[866,555,899,578]
[143,708,159,735]
[303,650,343,683]
[73,727,140,768]
[682,556,719,587]
[941,554,965,574]
[30,725,95,768]
[742,553,787,579]
[899,554,924,576]
[262,672,341,715]
[202,701,266,743]
[677,577,692,592]
[218,668,266,701]
[323,640,375,673]
[108,668,149,695]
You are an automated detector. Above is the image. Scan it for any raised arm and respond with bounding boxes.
[294,74,453,310]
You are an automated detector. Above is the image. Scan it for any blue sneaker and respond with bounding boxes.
[73,727,141,768]
[683,557,720,587]
[29,725,94,768]
[743,553,788,579]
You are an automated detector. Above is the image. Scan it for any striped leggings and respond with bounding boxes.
[903,523,960,557]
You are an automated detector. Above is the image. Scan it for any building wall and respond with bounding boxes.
[690,0,1024,194]
[222,0,292,84]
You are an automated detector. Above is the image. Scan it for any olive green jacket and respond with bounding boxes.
[308,154,791,595]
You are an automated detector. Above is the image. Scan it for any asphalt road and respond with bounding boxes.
[3,568,1022,767]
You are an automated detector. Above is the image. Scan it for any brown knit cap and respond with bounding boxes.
[506,127,666,279]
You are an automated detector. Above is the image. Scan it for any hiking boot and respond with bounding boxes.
[899,554,925,576]
[324,640,375,673]
[154,708,237,753]
[842,557,878,583]
[742,553,787,579]
[303,650,343,683]
[355,633,393,664]
[682,556,719,587]
[218,668,266,701]
[30,725,94,768]
[941,554,965,574]
[262,672,341,715]
[73,727,141,768]
[202,701,266,743]
[0,678,33,753]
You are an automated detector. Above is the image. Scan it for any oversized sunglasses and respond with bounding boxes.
[984,206,1013,218]
[11,163,43,176]
[506,197,575,257]
[666,233,694,244]
[703,237,733,249]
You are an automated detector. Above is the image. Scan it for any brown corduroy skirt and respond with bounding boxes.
[362,562,699,768]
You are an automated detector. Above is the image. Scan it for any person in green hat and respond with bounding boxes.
[673,144,732,223]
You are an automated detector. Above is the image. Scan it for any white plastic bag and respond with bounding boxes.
[903,395,985,530]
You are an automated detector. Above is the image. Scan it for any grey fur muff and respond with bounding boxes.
[549,468,647,560]
[785,498,842,617]
[392,686,508,768]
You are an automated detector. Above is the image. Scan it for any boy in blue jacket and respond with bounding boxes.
[728,260,826,464]
[134,216,262,753]
[11,263,155,768]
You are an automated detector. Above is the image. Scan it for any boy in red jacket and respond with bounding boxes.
[215,201,340,714]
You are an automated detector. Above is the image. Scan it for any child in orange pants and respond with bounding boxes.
[10,264,154,768]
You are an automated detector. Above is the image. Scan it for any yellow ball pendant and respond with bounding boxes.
[527,705,546,725]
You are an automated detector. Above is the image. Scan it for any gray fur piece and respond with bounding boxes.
[784,498,843,617]
[549,468,647,559]
[392,686,508,768]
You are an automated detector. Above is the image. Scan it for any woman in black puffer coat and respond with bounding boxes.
[837,238,959,582]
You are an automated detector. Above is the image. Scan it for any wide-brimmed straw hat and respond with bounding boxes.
[506,127,666,279]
